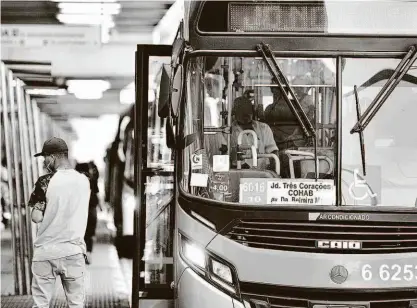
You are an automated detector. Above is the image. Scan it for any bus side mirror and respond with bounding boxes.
[157,65,171,119]
[165,118,176,149]
[171,65,183,118]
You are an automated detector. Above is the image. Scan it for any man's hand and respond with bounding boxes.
[31,207,44,223]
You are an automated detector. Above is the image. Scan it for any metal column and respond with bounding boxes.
[1,62,19,295]
[16,80,33,290]
[8,70,28,295]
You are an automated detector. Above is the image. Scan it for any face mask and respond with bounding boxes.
[44,156,55,173]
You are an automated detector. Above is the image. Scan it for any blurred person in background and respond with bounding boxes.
[75,160,99,264]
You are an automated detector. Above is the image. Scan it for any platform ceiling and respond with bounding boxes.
[1,0,176,122]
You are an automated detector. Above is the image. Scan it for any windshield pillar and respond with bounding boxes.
[336,56,343,205]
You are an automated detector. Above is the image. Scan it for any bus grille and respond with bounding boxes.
[240,282,417,308]
[226,219,417,253]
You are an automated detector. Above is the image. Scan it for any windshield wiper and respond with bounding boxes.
[354,85,367,176]
[256,43,316,139]
[256,43,319,179]
[350,45,417,134]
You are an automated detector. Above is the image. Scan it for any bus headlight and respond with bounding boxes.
[179,233,239,296]
[182,238,206,269]
[211,258,233,283]
[208,257,236,293]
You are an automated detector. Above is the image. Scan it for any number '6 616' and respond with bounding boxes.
[241,182,265,192]
[361,264,417,281]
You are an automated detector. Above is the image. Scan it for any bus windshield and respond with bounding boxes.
[181,54,417,208]
[181,55,338,206]
[342,57,417,208]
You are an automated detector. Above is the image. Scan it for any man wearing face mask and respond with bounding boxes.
[223,96,279,170]
[28,137,90,308]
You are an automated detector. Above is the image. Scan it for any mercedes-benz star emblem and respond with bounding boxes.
[330,265,348,284]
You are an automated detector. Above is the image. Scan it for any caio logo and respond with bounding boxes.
[317,240,362,250]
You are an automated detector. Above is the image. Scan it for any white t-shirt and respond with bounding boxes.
[28,169,90,261]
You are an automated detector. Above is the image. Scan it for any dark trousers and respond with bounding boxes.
[84,206,97,253]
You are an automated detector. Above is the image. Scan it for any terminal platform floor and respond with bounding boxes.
[1,218,132,308]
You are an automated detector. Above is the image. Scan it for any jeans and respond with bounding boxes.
[31,253,86,308]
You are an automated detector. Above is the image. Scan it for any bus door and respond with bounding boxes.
[133,45,174,308]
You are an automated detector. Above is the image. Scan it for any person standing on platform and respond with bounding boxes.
[28,137,90,308]
[75,160,100,264]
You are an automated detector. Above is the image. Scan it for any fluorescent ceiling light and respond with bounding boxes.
[67,80,110,91]
[73,91,103,100]
[58,2,121,15]
[26,88,67,96]
[67,80,110,100]
[57,13,114,27]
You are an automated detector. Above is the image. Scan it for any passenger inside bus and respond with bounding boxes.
[221,96,280,172]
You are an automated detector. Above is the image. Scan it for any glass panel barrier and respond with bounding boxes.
[143,175,174,287]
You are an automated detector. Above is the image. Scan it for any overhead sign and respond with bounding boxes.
[1,25,101,48]
[240,178,335,205]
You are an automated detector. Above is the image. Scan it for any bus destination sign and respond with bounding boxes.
[239,178,335,205]
[229,2,328,33]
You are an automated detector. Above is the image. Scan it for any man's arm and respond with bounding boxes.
[28,179,47,223]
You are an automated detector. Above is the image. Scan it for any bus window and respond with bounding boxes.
[342,58,417,207]
[181,56,336,204]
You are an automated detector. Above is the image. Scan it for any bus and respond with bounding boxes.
[132,1,417,307]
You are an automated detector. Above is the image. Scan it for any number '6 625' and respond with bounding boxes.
[361,264,417,281]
